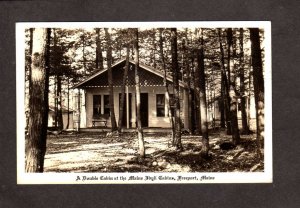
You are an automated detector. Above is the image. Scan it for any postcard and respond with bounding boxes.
[16,21,272,184]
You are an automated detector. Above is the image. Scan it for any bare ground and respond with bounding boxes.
[44,130,264,173]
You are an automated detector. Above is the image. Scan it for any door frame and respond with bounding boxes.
[140,93,148,127]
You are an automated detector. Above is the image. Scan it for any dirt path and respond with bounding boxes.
[44,132,263,172]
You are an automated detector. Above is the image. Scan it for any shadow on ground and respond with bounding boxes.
[44,131,264,173]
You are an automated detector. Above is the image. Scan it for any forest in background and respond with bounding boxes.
[24,27,265,172]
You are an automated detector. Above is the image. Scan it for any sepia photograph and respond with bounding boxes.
[16,22,272,184]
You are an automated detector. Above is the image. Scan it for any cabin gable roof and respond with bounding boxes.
[73,59,188,88]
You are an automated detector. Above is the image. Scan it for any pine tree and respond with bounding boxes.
[25,28,51,172]
[196,30,209,157]
[226,28,240,145]
[250,28,264,157]
[183,29,193,133]
[159,28,175,142]
[104,28,118,131]
[118,30,131,133]
[239,28,250,134]
[218,29,232,135]
[134,28,145,158]
[170,28,182,150]
[95,28,104,70]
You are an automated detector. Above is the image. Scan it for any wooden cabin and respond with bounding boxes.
[73,59,192,129]
[48,106,74,130]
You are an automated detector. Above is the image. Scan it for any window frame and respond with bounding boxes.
[103,94,110,116]
[93,95,101,117]
[156,94,165,117]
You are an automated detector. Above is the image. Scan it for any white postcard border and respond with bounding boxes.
[16,21,272,184]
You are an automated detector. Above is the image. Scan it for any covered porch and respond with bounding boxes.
[73,59,191,130]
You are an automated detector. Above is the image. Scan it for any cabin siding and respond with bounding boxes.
[74,59,191,129]
[48,111,74,130]
[83,85,188,128]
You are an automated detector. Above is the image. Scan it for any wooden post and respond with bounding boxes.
[78,89,81,131]
[101,94,104,114]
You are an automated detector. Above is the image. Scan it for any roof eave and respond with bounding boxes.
[72,58,189,89]
[72,59,126,89]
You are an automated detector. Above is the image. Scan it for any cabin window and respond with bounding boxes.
[156,94,176,117]
[93,95,101,116]
[156,94,165,117]
[104,95,110,115]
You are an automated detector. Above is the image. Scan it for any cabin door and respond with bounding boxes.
[140,93,148,127]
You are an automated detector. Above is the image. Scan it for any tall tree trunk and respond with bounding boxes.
[66,76,70,129]
[152,30,156,68]
[207,83,211,121]
[81,31,87,75]
[95,28,104,70]
[54,75,58,128]
[239,28,250,134]
[134,28,145,158]
[171,28,182,150]
[118,41,130,133]
[218,29,232,135]
[195,32,209,157]
[250,28,264,157]
[247,66,252,125]
[159,28,175,141]
[26,28,34,130]
[213,84,216,127]
[192,60,200,133]
[53,29,63,130]
[226,28,240,145]
[104,28,118,131]
[25,28,51,172]
[183,29,193,133]
[210,64,217,127]
[194,49,203,135]
[57,75,63,130]
[220,81,226,128]
[28,28,33,92]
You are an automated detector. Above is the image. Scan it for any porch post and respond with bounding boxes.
[132,92,136,128]
[126,85,129,129]
[78,89,81,131]
[101,94,104,114]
